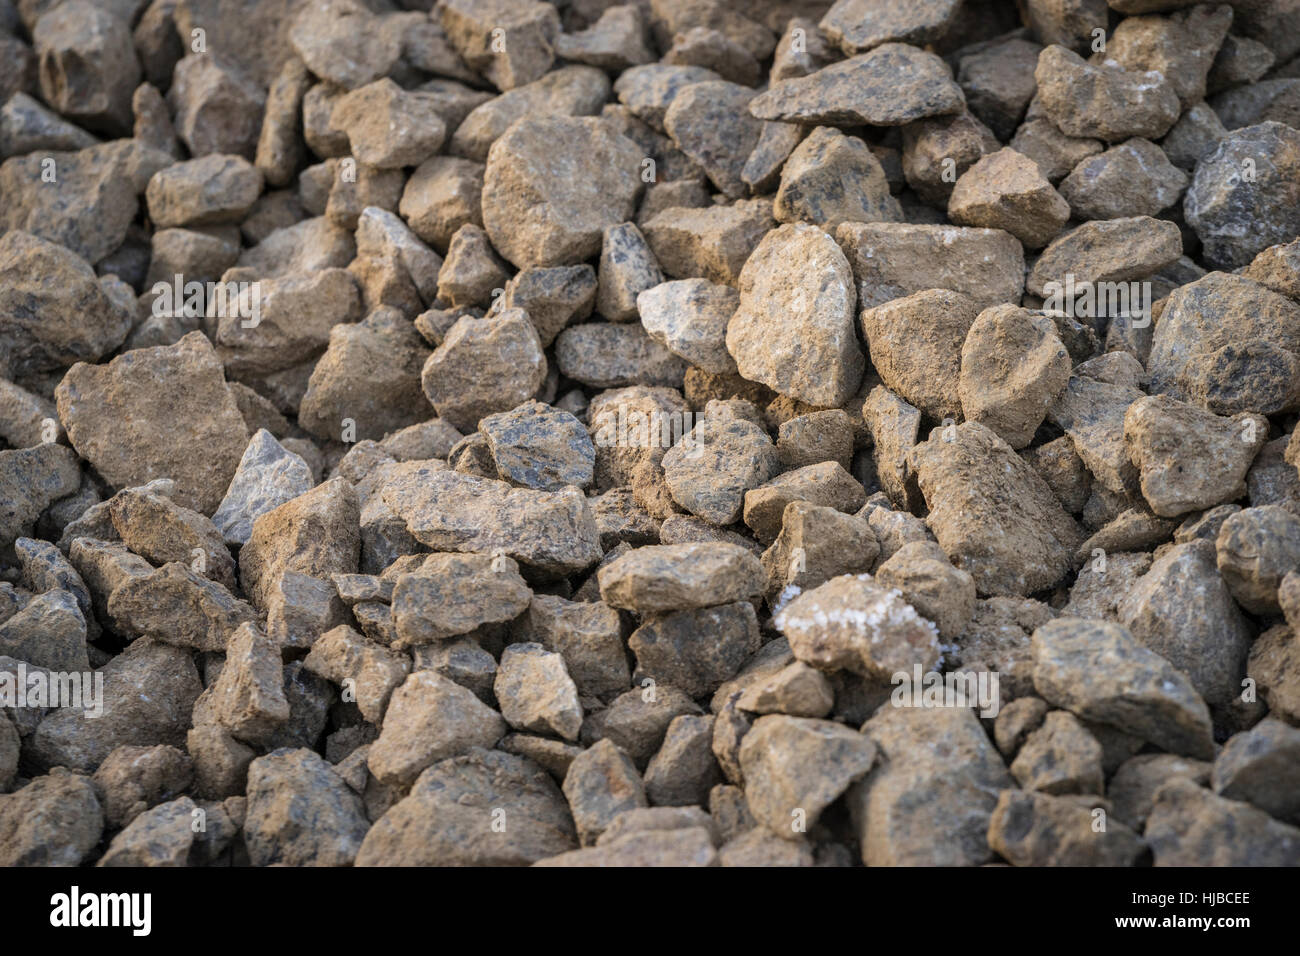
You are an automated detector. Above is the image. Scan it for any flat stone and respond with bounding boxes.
[834,221,1024,311]
[749,44,965,127]
[381,467,602,576]
[390,552,531,647]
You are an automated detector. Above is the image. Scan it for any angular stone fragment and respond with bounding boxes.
[874,541,975,640]
[299,308,432,444]
[302,625,407,724]
[762,502,879,603]
[91,744,194,830]
[212,430,314,548]
[555,323,687,390]
[775,125,900,229]
[482,116,643,270]
[239,476,359,610]
[168,53,265,159]
[1210,719,1300,823]
[775,574,940,679]
[1035,44,1181,142]
[960,304,1072,449]
[108,486,235,590]
[598,542,764,613]
[204,622,289,743]
[357,748,576,865]
[1146,779,1300,866]
[29,638,201,773]
[289,0,401,91]
[0,769,103,866]
[440,0,559,92]
[454,65,610,162]
[381,468,602,576]
[835,221,1025,310]
[0,231,132,381]
[819,0,961,55]
[1184,122,1300,270]
[850,706,1013,866]
[664,26,759,87]
[499,264,596,348]
[957,35,1042,140]
[910,422,1082,596]
[555,5,655,72]
[739,715,876,840]
[1028,217,1183,297]
[331,79,445,170]
[1147,272,1300,399]
[749,45,965,127]
[1059,139,1188,221]
[660,417,780,526]
[1,138,172,264]
[244,748,369,867]
[742,461,867,544]
[987,790,1145,867]
[33,0,139,135]
[726,223,861,407]
[642,199,774,286]
[146,154,262,228]
[0,589,87,672]
[1117,540,1252,710]
[0,443,79,554]
[629,602,760,699]
[1123,395,1266,517]
[563,738,647,845]
[900,109,999,208]
[663,81,760,199]
[422,311,547,431]
[56,332,248,514]
[368,671,506,787]
[860,289,976,422]
[496,643,583,741]
[1215,506,1300,614]
[596,222,662,323]
[109,560,256,653]
[480,401,594,492]
[391,552,531,647]
[1010,711,1104,795]
[637,278,738,375]
[948,148,1069,249]
[513,595,628,701]
[436,223,509,309]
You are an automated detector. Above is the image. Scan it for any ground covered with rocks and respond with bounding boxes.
[2,0,1300,868]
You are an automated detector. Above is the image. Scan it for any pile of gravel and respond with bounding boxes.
[2,0,1300,867]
